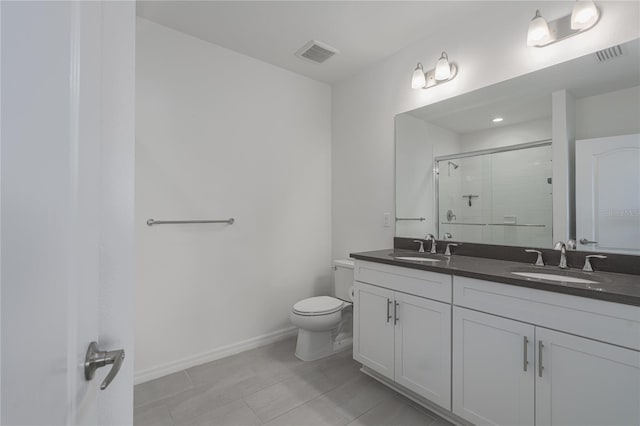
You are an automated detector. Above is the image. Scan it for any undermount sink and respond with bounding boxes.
[394,256,441,262]
[511,271,599,284]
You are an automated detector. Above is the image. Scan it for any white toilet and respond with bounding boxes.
[290,259,354,361]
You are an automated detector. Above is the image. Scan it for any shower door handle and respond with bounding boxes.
[85,341,125,390]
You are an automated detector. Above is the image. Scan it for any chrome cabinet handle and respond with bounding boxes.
[85,341,125,390]
[394,301,399,325]
[386,299,392,323]
[523,336,529,371]
[538,340,544,378]
[579,238,598,245]
[525,249,544,266]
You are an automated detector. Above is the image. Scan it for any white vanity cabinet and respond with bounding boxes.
[453,276,640,426]
[452,307,535,426]
[535,327,640,426]
[352,282,395,379]
[352,259,640,426]
[353,261,452,410]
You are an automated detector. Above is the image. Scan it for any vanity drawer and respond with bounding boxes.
[453,276,640,351]
[354,260,451,303]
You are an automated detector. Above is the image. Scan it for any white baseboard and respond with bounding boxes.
[134,326,298,385]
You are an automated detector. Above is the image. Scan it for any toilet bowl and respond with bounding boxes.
[290,259,354,361]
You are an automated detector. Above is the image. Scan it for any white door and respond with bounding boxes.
[452,307,534,426]
[394,292,451,409]
[576,134,640,254]
[536,327,640,426]
[1,2,135,424]
[353,282,395,380]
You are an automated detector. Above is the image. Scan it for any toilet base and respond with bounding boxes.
[294,328,352,361]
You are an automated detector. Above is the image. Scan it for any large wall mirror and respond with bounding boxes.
[395,38,640,254]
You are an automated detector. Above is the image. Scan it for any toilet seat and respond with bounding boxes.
[293,296,345,316]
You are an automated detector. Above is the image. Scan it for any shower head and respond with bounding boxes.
[448,161,459,169]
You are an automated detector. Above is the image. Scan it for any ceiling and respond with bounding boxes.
[408,39,640,134]
[136,1,489,83]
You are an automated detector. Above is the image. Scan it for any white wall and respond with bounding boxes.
[575,85,640,140]
[395,115,460,238]
[332,1,640,258]
[458,118,551,151]
[135,19,332,381]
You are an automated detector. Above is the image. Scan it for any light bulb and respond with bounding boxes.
[571,0,598,29]
[411,63,426,89]
[434,52,451,81]
[527,10,550,47]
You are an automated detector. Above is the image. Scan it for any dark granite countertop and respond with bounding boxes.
[350,249,640,307]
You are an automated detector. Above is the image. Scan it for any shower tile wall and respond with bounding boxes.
[439,145,553,247]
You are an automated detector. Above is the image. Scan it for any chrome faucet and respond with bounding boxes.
[553,241,568,269]
[413,240,425,253]
[424,234,437,254]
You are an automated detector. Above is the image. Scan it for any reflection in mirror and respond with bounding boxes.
[395,38,640,253]
[437,143,553,247]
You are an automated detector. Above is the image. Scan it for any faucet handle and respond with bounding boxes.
[413,240,425,253]
[444,243,459,256]
[583,254,607,272]
[525,249,545,266]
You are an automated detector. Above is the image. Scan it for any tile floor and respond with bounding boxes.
[134,338,453,426]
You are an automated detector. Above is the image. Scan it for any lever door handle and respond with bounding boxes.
[579,238,598,245]
[85,341,125,390]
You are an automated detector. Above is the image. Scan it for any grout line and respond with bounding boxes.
[251,368,347,425]
[133,370,195,409]
[241,397,264,425]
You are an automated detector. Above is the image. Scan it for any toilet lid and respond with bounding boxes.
[293,296,344,315]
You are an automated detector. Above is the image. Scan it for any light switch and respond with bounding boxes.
[383,213,391,227]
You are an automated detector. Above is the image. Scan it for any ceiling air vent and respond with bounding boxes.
[595,45,624,63]
[295,40,339,64]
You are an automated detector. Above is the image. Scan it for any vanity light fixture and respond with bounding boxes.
[411,51,457,90]
[411,63,427,89]
[435,52,452,81]
[571,0,599,29]
[527,1,599,47]
[527,10,550,47]
[492,117,504,123]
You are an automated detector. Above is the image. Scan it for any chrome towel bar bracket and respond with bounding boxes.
[146,218,235,226]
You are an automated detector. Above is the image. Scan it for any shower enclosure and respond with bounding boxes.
[436,141,553,247]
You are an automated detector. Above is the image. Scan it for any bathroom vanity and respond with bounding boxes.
[350,250,640,426]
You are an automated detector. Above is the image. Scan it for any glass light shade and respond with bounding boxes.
[434,52,451,81]
[527,10,550,46]
[411,63,426,89]
[571,0,598,29]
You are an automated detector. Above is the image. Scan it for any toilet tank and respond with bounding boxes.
[333,259,355,301]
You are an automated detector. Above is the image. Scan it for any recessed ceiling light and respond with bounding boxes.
[492,117,504,123]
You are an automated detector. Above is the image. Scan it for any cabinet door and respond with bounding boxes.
[536,327,640,426]
[353,281,395,379]
[453,307,534,426]
[394,292,451,409]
